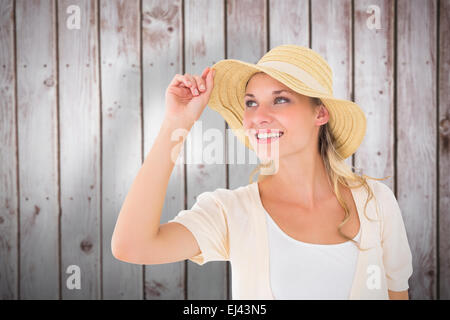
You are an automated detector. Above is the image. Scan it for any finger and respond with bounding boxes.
[201,68,215,99]
[193,75,206,93]
[205,68,215,92]
[201,67,210,79]
[184,74,199,96]
[171,74,192,89]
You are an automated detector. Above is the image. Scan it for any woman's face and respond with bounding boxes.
[242,72,327,160]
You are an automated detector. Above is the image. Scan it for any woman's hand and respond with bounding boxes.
[164,67,215,128]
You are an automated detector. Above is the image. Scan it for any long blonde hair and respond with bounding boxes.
[247,89,389,252]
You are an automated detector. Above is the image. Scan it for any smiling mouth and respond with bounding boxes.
[255,131,284,142]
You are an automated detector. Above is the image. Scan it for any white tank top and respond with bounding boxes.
[265,210,361,299]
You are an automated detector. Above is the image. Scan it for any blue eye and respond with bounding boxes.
[245,100,257,108]
[245,97,289,108]
[275,97,289,104]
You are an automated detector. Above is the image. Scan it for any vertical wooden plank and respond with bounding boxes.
[58,0,100,299]
[397,0,437,299]
[15,0,59,299]
[439,0,450,300]
[100,0,143,299]
[354,1,395,187]
[311,0,353,168]
[226,0,268,299]
[269,0,309,48]
[0,0,18,300]
[184,0,226,300]
[142,0,185,300]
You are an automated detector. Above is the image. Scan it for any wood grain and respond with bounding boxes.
[58,0,101,300]
[269,0,309,48]
[100,0,143,299]
[0,0,18,300]
[439,0,450,300]
[397,0,437,300]
[16,0,59,299]
[354,0,395,188]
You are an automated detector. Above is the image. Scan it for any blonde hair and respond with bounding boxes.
[246,74,389,251]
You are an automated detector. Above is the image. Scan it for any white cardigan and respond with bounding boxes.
[168,178,413,299]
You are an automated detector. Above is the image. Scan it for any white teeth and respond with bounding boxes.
[257,132,283,139]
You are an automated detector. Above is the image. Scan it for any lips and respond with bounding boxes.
[255,130,284,143]
[253,129,284,135]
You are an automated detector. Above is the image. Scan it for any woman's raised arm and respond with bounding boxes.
[111,67,215,264]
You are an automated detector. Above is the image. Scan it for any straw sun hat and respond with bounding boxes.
[207,44,367,160]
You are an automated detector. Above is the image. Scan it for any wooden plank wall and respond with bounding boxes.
[0,0,448,300]
[59,0,101,300]
[397,0,438,300]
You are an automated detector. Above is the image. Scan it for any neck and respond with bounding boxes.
[258,151,334,210]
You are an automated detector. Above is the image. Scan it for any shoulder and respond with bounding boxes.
[366,179,397,204]
[350,178,398,219]
[355,178,394,202]
[197,183,257,217]
[199,182,254,200]
[365,179,403,224]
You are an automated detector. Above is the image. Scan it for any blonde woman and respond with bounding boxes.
[111,45,413,300]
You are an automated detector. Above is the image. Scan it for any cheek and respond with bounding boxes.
[282,113,315,142]
[280,110,306,131]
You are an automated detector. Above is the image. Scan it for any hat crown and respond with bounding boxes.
[256,45,333,95]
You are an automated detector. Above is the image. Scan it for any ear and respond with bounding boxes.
[315,104,329,125]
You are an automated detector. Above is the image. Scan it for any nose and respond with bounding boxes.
[249,103,274,126]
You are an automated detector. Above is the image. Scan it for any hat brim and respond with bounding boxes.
[207,59,367,160]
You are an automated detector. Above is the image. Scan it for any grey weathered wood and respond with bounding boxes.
[15,0,59,299]
[354,1,395,186]
[184,0,227,300]
[1,0,448,301]
[226,0,268,300]
[142,0,186,300]
[269,0,309,49]
[439,0,450,300]
[100,0,143,299]
[397,0,437,300]
[58,0,101,299]
[0,0,18,300]
[311,0,353,168]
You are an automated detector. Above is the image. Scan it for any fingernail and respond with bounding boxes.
[199,84,205,90]
[194,88,199,95]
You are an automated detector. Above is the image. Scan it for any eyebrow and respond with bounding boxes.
[244,90,293,98]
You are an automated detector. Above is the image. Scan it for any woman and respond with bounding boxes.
[111,45,413,300]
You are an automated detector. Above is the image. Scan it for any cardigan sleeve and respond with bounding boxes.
[378,182,413,292]
[167,191,230,266]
